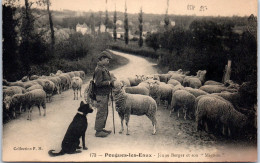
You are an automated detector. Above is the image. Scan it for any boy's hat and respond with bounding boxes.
[98,51,112,60]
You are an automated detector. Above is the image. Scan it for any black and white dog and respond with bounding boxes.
[48,101,93,157]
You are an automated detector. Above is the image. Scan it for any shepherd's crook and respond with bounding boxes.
[111,90,115,134]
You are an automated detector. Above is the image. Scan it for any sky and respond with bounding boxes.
[48,0,258,17]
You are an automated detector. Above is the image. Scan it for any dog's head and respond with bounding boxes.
[78,101,93,115]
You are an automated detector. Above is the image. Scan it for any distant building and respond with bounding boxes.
[116,20,123,26]
[160,20,176,27]
[76,23,91,35]
[108,27,133,39]
[170,21,175,26]
[100,24,106,32]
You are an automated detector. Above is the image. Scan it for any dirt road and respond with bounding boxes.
[2,50,257,162]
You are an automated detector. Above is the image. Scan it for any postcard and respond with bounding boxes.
[2,0,257,162]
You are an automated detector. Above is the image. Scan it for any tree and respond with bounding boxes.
[124,0,129,45]
[89,13,95,35]
[145,33,160,52]
[138,7,143,47]
[45,0,55,52]
[104,0,109,32]
[113,5,117,41]
[164,0,170,30]
[3,5,21,81]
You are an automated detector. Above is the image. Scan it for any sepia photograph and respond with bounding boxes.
[1,0,258,162]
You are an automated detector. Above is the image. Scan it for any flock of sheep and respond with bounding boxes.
[3,68,256,138]
[3,70,85,122]
[107,69,256,137]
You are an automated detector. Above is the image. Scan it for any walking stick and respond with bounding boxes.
[111,90,116,134]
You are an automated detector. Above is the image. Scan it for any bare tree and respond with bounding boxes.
[138,7,143,47]
[113,4,117,41]
[124,0,129,45]
[46,0,55,51]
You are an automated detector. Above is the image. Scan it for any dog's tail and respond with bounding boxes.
[48,150,65,157]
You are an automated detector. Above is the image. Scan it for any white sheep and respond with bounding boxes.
[78,70,86,80]
[204,80,223,86]
[120,78,131,87]
[113,81,157,135]
[199,85,229,94]
[149,81,173,109]
[23,89,47,121]
[29,75,40,80]
[3,86,26,98]
[71,77,83,100]
[184,87,208,97]
[158,74,172,83]
[195,96,249,137]
[170,73,186,84]
[36,79,55,102]
[128,75,143,86]
[170,90,196,120]
[8,94,26,118]
[183,70,207,88]
[21,76,29,82]
[56,70,63,76]
[167,79,181,87]
[67,71,76,78]
[124,86,149,96]
[26,84,44,92]
[48,77,62,94]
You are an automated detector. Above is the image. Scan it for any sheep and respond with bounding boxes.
[7,81,25,88]
[71,77,83,100]
[3,86,26,98]
[153,74,160,81]
[73,71,81,78]
[168,69,184,75]
[183,70,207,88]
[204,80,223,86]
[67,72,76,78]
[56,70,63,75]
[184,87,208,97]
[3,79,9,86]
[224,80,240,90]
[167,79,181,87]
[8,94,26,118]
[185,77,202,89]
[199,85,229,94]
[143,74,154,81]
[78,70,86,80]
[169,74,184,84]
[3,96,13,113]
[137,79,157,90]
[23,81,39,89]
[158,74,172,83]
[29,75,39,80]
[23,89,47,121]
[26,84,44,92]
[172,84,185,94]
[196,70,207,84]
[195,96,249,137]
[128,75,143,86]
[36,79,55,102]
[170,90,196,120]
[43,80,55,102]
[21,76,29,82]
[112,81,157,135]
[149,81,173,109]
[120,78,131,87]
[58,74,70,91]
[48,77,62,94]
[124,86,149,96]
